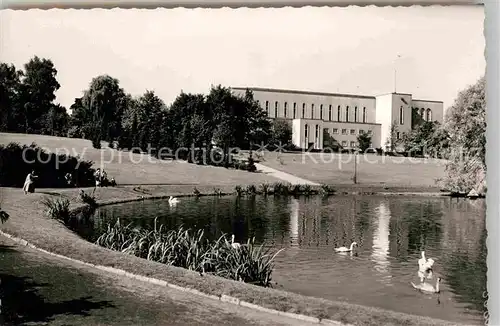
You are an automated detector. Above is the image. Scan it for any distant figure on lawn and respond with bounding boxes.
[94,168,102,187]
[23,170,38,194]
[65,172,74,187]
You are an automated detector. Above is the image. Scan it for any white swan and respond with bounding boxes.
[335,242,357,253]
[168,196,180,204]
[418,251,435,282]
[231,234,241,249]
[411,277,441,293]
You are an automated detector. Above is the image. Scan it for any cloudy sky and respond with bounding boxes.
[0,5,485,110]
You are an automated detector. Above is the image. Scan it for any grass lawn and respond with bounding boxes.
[0,132,279,186]
[254,151,447,189]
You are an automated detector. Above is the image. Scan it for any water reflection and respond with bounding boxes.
[84,195,486,325]
[371,201,392,285]
[289,198,300,248]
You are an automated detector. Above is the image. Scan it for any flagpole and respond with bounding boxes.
[394,54,401,93]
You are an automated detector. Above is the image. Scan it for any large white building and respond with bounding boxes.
[231,87,444,151]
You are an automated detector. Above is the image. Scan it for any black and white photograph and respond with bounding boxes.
[0,3,488,326]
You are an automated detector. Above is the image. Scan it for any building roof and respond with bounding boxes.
[411,99,444,104]
[231,87,376,100]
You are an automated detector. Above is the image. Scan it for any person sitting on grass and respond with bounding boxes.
[23,170,38,194]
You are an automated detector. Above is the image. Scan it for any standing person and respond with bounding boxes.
[94,168,101,187]
[23,170,38,194]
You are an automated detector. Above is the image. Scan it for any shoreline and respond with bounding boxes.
[0,185,472,326]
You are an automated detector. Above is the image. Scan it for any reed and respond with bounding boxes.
[95,218,282,287]
[41,196,71,223]
[234,185,244,197]
[245,184,257,196]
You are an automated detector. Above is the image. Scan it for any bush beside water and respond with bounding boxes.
[0,142,95,188]
[96,219,283,287]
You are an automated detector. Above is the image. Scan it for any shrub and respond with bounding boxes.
[193,187,201,197]
[79,189,98,209]
[0,142,95,188]
[0,209,9,224]
[41,196,71,223]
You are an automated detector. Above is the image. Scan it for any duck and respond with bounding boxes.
[168,196,180,204]
[411,277,441,293]
[230,234,241,249]
[334,242,357,253]
[418,251,435,281]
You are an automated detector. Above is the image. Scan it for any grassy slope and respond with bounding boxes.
[0,133,278,186]
[255,151,446,189]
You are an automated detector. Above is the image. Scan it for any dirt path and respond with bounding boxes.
[255,163,320,186]
[0,235,315,326]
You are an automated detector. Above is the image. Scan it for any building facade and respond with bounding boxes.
[231,87,443,151]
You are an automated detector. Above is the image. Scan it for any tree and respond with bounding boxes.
[17,56,61,134]
[41,104,70,136]
[438,76,486,193]
[357,132,372,152]
[270,119,292,147]
[385,122,401,152]
[80,75,128,146]
[0,62,22,132]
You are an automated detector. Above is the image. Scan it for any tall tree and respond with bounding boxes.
[439,76,486,193]
[0,62,22,132]
[81,75,128,145]
[357,132,372,152]
[17,56,60,134]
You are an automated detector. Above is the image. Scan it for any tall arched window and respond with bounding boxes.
[363,107,366,123]
[345,106,349,122]
[320,105,323,120]
[304,124,309,147]
[426,108,432,121]
[337,105,341,121]
[354,107,358,122]
[420,108,425,119]
[265,101,269,116]
[284,102,288,118]
[275,101,279,118]
[329,105,332,121]
[315,125,319,147]
[293,103,297,119]
[311,104,315,119]
[302,103,306,118]
[399,106,404,125]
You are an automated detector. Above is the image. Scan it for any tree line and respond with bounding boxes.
[0,56,486,192]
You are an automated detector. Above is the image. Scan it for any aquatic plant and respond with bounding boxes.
[319,184,336,196]
[245,184,257,196]
[272,182,291,196]
[258,183,270,196]
[95,219,282,287]
[41,196,71,223]
[193,187,201,197]
[213,187,223,196]
[234,185,244,197]
[290,184,303,196]
[302,184,313,196]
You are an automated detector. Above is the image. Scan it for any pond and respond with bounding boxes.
[81,195,487,325]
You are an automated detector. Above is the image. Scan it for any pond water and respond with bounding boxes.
[83,195,487,325]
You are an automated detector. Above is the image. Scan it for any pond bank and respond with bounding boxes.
[0,185,463,326]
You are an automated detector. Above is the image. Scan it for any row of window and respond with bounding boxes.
[261,101,368,123]
[304,125,373,138]
[398,107,433,125]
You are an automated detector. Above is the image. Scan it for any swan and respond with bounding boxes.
[411,277,441,293]
[168,196,180,204]
[334,242,357,253]
[418,251,435,281]
[230,234,241,249]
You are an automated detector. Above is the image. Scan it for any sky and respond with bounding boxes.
[0,5,485,111]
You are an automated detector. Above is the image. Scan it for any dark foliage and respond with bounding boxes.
[0,142,95,188]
